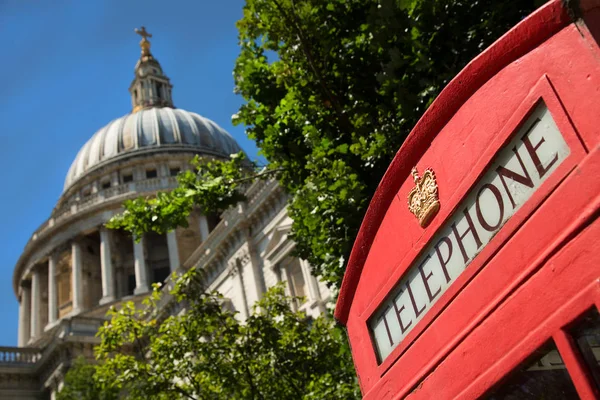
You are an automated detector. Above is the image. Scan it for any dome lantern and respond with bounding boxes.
[130,27,174,113]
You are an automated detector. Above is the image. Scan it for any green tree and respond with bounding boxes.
[233,0,544,287]
[109,0,542,289]
[57,356,118,400]
[90,270,359,399]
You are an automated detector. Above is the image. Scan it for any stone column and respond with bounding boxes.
[99,227,115,304]
[18,283,31,347]
[242,232,266,303]
[133,236,149,294]
[299,259,325,312]
[166,230,180,272]
[71,241,83,314]
[299,259,321,301]
[30,267,41,339]
[277,262,299,310]
[47,253,58,327]
[110,171,119,187]
[278,264,290,294]
[280,263,300,312]
[232,259,249,320]
[198,214,210,242]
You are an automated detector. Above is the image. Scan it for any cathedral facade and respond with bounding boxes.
[1,29,330,400]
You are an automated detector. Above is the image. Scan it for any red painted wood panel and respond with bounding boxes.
[336,1,600,398]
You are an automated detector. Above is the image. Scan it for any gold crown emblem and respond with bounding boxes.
[407,167,440,228]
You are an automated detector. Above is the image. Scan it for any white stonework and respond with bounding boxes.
[99,227,115,305]
[71,241,83,314]
[29,268,41,341]
[2,31,330,399]
[166,230,180,272]
[47,253,58,328]
[133,236,150,295]
[17,285,31,347]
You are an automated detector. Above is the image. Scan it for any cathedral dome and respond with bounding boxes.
[63,27,243,192]
[63,108,241,191]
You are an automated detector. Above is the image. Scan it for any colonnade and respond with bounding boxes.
[17,215,211,347]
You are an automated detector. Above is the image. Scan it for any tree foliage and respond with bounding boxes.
[82,270,359,400]
[110,0,542,289]
[233,0,543,287]
[57,356,118,400]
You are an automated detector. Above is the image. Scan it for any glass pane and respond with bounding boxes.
[570,308,600,389]
[484,340,579,399]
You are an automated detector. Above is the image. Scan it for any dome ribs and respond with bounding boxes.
[62,108,243,192]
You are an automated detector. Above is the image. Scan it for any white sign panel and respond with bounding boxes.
[370,103,570,362]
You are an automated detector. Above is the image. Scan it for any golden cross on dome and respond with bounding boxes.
[135,26,152,41]
[134,26,153,56]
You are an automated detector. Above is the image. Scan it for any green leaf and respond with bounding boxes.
[91,274,360,399]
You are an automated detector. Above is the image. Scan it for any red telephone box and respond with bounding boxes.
[335,1,600,398]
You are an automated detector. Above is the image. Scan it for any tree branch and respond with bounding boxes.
[241,328,265,400]
[232,167,287,184]
[174,385,199,400]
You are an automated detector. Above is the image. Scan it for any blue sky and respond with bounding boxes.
[0,0,258,346]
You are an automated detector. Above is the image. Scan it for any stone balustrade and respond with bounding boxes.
[29,176,179,244]
[0,347,41,365]
[78,191,100,209]
[53,205,72,224]
[135,176,178,191]
[102,182,130,199]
